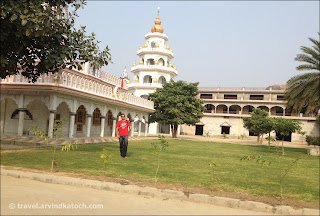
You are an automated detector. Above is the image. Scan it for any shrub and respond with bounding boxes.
[306,135,320,146]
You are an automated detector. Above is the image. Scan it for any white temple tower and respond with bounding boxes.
[127,8,178,134]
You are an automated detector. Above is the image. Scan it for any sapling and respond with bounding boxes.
[100,148,113,170]
[151,135,169,185]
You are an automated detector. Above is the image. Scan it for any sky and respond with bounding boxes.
[74,1,319,88]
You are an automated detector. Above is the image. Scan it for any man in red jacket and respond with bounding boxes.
[116,114,131,158]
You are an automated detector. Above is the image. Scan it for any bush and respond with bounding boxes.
[306,135,320,146]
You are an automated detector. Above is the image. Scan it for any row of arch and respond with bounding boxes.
[140,58,171,67]
[0,97,148,138]
[135,75,167,84]
[204,104,297,116]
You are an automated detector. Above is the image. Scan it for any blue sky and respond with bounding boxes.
[74,1,319,87]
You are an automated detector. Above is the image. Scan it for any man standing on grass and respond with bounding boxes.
[116,114,131,158]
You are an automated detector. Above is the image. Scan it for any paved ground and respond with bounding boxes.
[1,175,273,215]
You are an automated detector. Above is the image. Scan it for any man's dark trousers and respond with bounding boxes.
[119,136,128,157]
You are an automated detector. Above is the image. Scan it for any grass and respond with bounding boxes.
[1,139,319,205]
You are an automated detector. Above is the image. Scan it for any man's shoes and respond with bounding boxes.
[124,156,128,159]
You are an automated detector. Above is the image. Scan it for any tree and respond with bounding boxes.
[285,33,320,115]
[263,117,275,148]
[1,0,111,82]
[149,80,205,138]
[243,108,272,143]
[274,118,302,155]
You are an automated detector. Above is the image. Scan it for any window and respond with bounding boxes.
[55,114,61,120]
[107,111,113,127]
[151,42,156,48]
[200,94,213,99]
[75,105,86,133]
[204,104,213,113]
[250,95,264,100]
[249,131,256,136]
[221,126,230,134]
[93,109,101,126]
[224,94,237,99]
[277,95,284,100]
[229,105,238,114]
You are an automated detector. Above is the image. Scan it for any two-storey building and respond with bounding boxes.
[182,85,319,142]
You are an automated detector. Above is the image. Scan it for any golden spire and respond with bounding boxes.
[151,7,163,33]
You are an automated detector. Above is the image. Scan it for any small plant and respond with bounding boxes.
[278,157,300,203]
[240,133,246,139]
[204,131,211,137]
[32,118,70,172]
[222,132,228,139]
[240,155,272,167]
[265,135,276,149]
[151,135,169,185]
[208,161,220,190]
[100,148,113,169]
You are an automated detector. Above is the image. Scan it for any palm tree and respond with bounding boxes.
[285,34,320,115]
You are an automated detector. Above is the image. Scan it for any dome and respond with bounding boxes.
[151,16,164,33]
[121,69,128,78]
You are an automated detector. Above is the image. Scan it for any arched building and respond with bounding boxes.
[0,62,154,138]
[182,86,319,142]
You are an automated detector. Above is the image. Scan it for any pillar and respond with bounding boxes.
[144,123,148,136]
[130,120,134,137]
[86,114,92,137]
[177,125,181,136]
[100,116,105,137]
[112,118,116,137]
[138,120,141,137]
[69,113,75,138]
[17,109,25,136]
[48,110,56,138]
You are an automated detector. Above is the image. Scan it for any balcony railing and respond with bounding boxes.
[131,65,178,75]
[1,71,154,110]
[127,83,164,88]
[137,48,174,57]
[200,95,213,99]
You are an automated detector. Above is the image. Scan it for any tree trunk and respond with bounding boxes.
[282,137,285,156]
[260,133,264,144]
[268,132,271,149]
[280,180,283,203]
[257,133,260,143]
[155,154,160,185]
[172,123,178,138]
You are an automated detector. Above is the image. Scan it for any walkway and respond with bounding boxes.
[1,175,272,215]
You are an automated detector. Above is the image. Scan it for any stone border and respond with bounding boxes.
[1,168,319,215]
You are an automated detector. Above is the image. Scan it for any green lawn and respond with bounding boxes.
[1,139,319,205]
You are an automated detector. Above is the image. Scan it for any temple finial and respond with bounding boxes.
[157,7,160,16]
